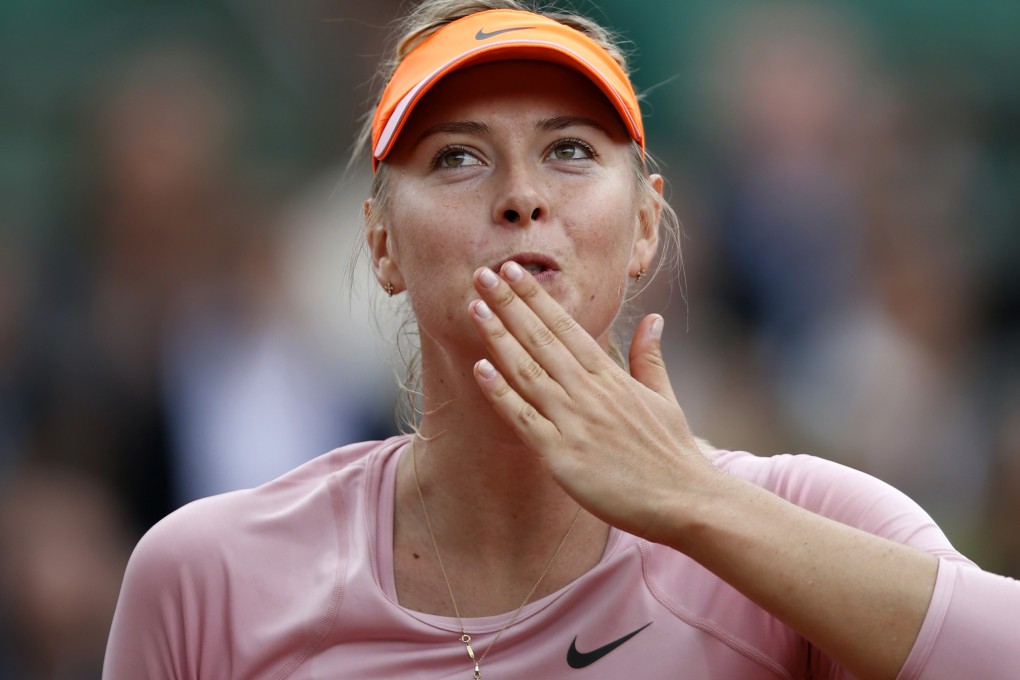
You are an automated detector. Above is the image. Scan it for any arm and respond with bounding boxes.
[467,262,1020,680]
[664,469,937,679]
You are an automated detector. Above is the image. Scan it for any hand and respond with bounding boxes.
[468,262,722,543]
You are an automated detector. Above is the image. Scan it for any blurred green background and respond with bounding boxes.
[1,0,1018,677]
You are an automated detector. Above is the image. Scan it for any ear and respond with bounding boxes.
[629,173,663,277]
[365,198,405,294]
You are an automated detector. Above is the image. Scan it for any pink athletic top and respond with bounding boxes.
[103,435,1020,679]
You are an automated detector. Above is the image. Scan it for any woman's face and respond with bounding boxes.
[370,60,658,351]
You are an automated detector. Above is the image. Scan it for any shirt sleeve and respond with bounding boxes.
[103,491,260,680]
[717,451,1020,680]
[896,559,1020,680]
[103,450,351,680]
[103,508,199,680]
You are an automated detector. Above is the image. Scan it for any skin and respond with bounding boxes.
[370,63,657,354]
[369,60,937,680]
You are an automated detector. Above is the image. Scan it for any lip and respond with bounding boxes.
[493,252,562,284]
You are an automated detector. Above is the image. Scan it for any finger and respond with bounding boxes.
[493,262,615,374]
[473,357,562,450]
[472,266,593,390]
[628,314,677,403]
[468,297,569,416]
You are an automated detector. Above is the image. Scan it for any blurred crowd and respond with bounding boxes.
[1,0,1017,677]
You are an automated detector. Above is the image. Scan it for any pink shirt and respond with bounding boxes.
[104,436,1020,679]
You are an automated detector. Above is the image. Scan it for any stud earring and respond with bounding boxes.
[383,282,396,296]
[634,268,647,282]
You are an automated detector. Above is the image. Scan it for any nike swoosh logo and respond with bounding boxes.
[566,622,652,669]
[475,26,536,40]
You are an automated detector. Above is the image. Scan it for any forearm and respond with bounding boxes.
[663,472,938,680]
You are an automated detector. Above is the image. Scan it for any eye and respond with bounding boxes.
[432,146,482,169]
[548,138,597,162]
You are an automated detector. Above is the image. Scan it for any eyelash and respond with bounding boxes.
[430,145,476,169]
[429,137,599,170]
[553,138,598,160]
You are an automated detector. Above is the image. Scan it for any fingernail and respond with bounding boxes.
[476,359,496,379]
[479,268,500,289]
[502,261,524,282]
[650,315,664,340]
[473,299,493,319]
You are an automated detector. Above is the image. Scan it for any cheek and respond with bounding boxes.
[388,182,488,273]
[387,206,485,327]
[560,184,638,268]
[394,223,486,282]
[559,189,638,334]
[389,199,458,274]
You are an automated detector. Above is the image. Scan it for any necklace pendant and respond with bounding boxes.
[462,634,480,678]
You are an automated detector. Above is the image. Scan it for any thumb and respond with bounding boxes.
[629,314,676,402]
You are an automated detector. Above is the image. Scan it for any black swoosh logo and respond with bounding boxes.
[567,622,652,669]
[475,26,536,40]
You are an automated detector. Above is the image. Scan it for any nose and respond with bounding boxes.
[492,163,549,227]
[503,206,542,224]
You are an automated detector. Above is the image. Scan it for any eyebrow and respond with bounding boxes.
[537,115,612,135]
[414,115,610,147]
[415,120,492,146]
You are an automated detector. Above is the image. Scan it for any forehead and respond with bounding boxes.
[393,60,629,146]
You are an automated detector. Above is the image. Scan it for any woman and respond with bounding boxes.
[104,1,1020,678]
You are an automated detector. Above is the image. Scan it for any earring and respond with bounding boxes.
[383,282,396,296]
[634,268,647,282]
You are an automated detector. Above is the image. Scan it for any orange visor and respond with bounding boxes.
[370,8,644,170]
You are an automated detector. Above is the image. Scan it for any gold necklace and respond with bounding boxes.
[410,437,582,679]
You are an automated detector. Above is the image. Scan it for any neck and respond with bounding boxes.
[414,339,574,524]
[391,336,610,617]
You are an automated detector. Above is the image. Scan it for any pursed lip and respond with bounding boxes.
[492,252,562,278]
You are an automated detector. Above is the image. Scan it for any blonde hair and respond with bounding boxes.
[353,0,681,431]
